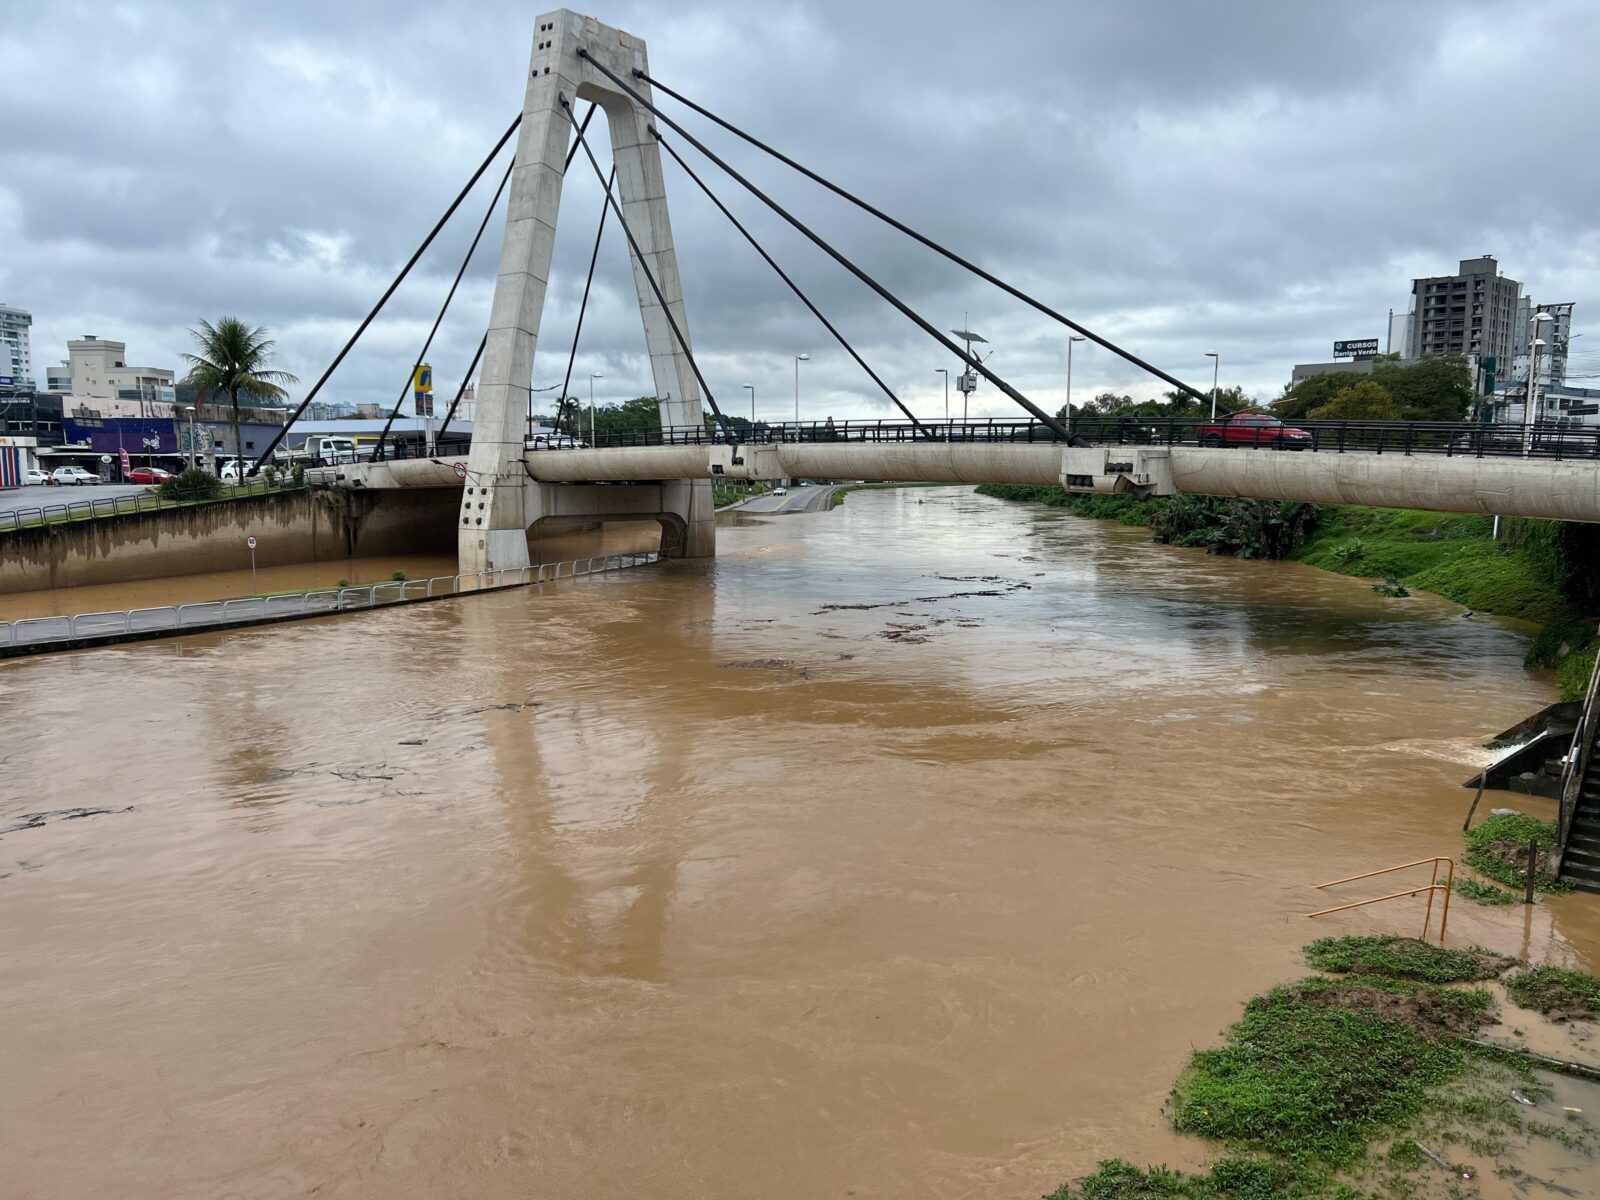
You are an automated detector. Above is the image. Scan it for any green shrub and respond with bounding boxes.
[391,570,407,582]
[291,463,306,487]
[1453,877,1519,906]
[1169,980,1466,1166]
[1463,811,1569,892]
[1504,965,1600,1018]
[1303,935,1514,982]
[157,468,222,502]
[1556,642,1599,701]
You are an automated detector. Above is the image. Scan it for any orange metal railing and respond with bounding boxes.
[1307,857,1455,944]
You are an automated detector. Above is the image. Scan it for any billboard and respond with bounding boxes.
[1334,339,1379,359]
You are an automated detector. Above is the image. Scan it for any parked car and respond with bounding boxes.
[126,466,173,485]
[772,486,788,496]
[50,466,101,485]
[1199,412,1312,449]
[219,459,246,481]
[24,468,50,485]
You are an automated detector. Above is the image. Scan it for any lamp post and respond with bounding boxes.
[1524,312,1553,456]
[743,384,755,436]
[793,353,809,427]
[935,367,948,431]
[589,372,603,446]
[1066,335,1086,430]
[1205,351,1220,419]
[184,405,197,473]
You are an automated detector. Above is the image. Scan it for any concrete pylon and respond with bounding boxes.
[459,8,714,572]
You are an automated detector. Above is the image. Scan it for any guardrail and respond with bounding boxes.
[0,476,301,534]
[0,550,664,653]
[1307,857,1455,944]
[530,417,1600,462]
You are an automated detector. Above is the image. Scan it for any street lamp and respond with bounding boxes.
[794,353,809,426]
[589,372,603,446]
[184,405,197,473]
[1524,313,1554,455]
[1204,351,1220,419]
[743,384,755,436]
[935,368,948,428]
[1066,336,1086,429]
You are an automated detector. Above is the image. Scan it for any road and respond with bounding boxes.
[735,484,840,514]
[0,483,152,517]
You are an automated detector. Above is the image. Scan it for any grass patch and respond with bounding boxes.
[1048,1155,1349,1199]
[1169,978,1470,1167]
[1504,966,1600,1019]
[1463,811,1570,893]
[1303,935,1516,983]
[1452,876,1520,906]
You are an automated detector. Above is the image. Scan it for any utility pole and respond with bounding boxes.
[793,353,809,426]
[589,372,603,446]
[935,368,948,434]
[743,383,755,436]
[1205,351,1220,419]
[1524,312,1553,457]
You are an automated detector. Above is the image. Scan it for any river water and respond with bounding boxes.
[2,486,1597,1199]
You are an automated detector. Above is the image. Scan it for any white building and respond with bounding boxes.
[58,335,176,403]
[0,303,34,390]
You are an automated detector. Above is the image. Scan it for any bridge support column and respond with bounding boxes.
[460,8,716,571]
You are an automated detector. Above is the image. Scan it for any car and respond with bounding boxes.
[219,459,246,481]
[126,466,173,485]
[50,466,101,485]
[1199,412,1312,449]
[772,486,788,496]
[23,468,49,486]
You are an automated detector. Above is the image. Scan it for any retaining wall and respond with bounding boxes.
[0,487,459,595]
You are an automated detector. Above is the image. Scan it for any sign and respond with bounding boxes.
[957,371,978,394]
[103,454,114,465]
[119,448,130,474]
[412,364,433,394]
[246,536,257,549]
[414,390,434,417]
[452,461,468,480]
[0,376,13,386]
[1334,338,1380,359]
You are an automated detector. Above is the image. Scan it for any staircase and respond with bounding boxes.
[1558,646,1600,893]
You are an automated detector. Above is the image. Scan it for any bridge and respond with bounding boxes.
[257,8,1600,569]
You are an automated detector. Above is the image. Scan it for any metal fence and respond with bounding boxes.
[534,416,1600,461]
[0,476,298,534]
[0,550,664,652]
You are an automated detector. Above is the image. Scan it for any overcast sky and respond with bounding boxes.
[5,0,1598,423]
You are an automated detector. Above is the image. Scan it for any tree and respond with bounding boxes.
[180,318,297,478]
[1307,379,1399,421]
[1275,356,1472,423]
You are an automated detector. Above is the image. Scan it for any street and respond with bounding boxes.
[735,483,840,514]
[0,483,152,517]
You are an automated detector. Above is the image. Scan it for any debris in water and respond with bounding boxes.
[2,807,133,836]
[1510,1088,1535,1106]
[398,739,427,746]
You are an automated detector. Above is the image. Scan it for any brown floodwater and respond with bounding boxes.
[2,487,1598,1199]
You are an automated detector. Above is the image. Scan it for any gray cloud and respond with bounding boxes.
[3,0,1595,422]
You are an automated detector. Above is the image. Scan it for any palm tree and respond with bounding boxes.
[180,317,298,481]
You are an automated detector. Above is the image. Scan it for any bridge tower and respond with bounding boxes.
[460,9,714,572]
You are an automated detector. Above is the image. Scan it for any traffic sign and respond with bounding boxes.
[452,461,468,480]
[246,536,257,549]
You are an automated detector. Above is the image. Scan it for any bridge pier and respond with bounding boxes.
[459,9,714,572]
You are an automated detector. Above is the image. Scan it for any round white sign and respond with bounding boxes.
[100,454,112,463]
[452,461,468,480]
[246,536,257,549]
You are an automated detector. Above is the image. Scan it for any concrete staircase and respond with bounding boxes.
[1562,743,1600,893]
[1558,646,1600,894]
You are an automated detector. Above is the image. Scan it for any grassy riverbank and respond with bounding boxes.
[1046,938,1600,1199]
[974,485,1600,696]
[828,481,946,507]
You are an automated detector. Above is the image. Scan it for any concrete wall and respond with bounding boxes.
[0,487,459,594]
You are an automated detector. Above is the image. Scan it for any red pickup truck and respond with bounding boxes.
[1199,412,1313,449]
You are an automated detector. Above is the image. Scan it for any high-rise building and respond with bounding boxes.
[1405,255,1522,369]
[1510,300,1576,388]
[0,303,34,390]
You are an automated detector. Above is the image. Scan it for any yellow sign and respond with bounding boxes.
[413,364,433,393]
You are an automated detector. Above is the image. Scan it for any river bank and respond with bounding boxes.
[975,484,1600,697]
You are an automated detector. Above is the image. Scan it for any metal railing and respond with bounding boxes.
[523,417,1600,462]
[1555,628,1600,863]
[368,435,473,462]
[0,550,665,652]
[1307,857,1455,945]
[0,475,300,534]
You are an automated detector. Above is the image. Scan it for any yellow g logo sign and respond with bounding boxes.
[413,364,433,393]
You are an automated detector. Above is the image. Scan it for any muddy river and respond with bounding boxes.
[2,486,1597,1199]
